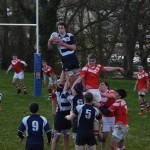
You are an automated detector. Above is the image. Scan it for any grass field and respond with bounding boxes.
[0,70,150,150]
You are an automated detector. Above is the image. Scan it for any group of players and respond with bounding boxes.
[3,22,149,150]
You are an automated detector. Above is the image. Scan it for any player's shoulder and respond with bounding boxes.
[108,90,116,94]
[115,99,126,105]
[93,106,99,113]
[97,64,104,69]
[22,115,30,122]
[17,59,21,61]
[82,64,89,71]
[76,104,84,111]
[40,115,47,121]
[144,70,148,76]
[47,65,52,69]
[67,33,73,37]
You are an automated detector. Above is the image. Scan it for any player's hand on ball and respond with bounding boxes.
[65,115,70,120]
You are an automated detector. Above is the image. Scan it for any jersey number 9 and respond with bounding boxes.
[32,121,39,131]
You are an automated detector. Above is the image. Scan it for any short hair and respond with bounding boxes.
[12,53,17,56]
[29,103,39,113]
[102,82,109,89]
[57,22,67,29]
[84,92,93,103]
[116,89,127,99]
[88,53,96,60]
[138,65,143,69]
[42,60,47,63]
[74,83,83,94]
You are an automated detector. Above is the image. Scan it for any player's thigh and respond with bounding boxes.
[86,145,96,150]
[86,89,101,102]
[112,125,128,142]
[13,73,19,82]
[102,117,115,132]
[54,111,71,132]
[63,58,80,73]
[25,144,44,150]
[18,72,24,80]
[76,145,85,150]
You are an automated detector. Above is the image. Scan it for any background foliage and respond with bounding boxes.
[0,0,150,77]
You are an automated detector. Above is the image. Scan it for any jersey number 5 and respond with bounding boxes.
[32,121,39,131]
[85,109,91,119]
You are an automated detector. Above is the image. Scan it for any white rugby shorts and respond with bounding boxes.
[112,125,128,142]
[13,72,24,79]
[102,117,115,132]
[86,89,101,102]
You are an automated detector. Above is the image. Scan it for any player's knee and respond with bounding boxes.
[12,81,16,84]
[139,94,145,98]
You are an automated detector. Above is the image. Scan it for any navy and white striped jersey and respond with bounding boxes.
[50,32,78,61]
[64,92,84,112]
[74,104,101,131]
[56,84,71,112]
[18,114,50,145]
[50,32,75,57]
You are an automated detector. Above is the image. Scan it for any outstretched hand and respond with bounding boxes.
[118,67,124,73]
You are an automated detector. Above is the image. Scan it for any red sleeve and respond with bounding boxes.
[109,100,120,112]
[100,65,104,70]
[109,90,116,95]
[80,66,88,77]
[98,64,104,72]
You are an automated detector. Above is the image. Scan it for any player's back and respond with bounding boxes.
[21,114,49,144]
[109,99,128,125]
[76,104,99,132]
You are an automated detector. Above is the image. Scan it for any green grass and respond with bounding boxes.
[0,70,150,150]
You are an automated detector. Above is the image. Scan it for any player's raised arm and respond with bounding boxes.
[48,38,53,50]
[20,60,27,67]
[48,32,59,50]
[103,66,124,72]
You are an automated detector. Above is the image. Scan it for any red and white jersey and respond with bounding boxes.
[137,70,149,91]
[109,99,128,125]
[42,65,56,77]
[11,59,24,73]
[101,90,116,117]
[80,64,104,89]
